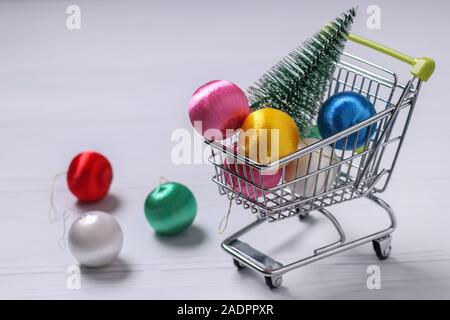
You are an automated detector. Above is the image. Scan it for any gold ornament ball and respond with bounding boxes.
[238,108,300,164]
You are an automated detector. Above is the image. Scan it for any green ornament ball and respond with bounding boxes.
[144,182,197,236]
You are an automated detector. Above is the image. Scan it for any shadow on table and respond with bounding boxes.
[75,193,122,214]
[267,214,320,255]
[154,225,207,247]
[80,258,132,283]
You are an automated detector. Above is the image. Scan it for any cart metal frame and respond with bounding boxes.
[205,34,434,288]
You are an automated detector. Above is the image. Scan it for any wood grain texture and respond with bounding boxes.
[0,0,449,299]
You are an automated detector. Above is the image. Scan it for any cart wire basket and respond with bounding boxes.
[205,34,435,288]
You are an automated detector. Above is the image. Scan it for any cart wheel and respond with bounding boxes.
[298,212,309,220]
[233,259,244,270]
[372,236,392,260]
[265,276,283,289]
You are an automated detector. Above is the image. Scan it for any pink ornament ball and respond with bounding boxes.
[188,80,250,140]
[224,160,281,200]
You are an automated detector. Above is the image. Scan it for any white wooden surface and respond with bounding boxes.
[0,0,449,299]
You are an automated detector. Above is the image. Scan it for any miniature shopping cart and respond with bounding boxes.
[205,34,435,288]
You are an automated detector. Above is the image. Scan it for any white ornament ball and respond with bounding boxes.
[68,211,123,268]
[285,138,338,198]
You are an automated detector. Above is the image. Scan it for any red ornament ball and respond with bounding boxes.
[67,151,113,202]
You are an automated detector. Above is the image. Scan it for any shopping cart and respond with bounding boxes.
[205,34,435,288]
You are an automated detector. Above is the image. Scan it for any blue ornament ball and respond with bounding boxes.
[317,92,377,150]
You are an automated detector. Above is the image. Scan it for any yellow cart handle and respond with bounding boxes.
[348,34,435,81]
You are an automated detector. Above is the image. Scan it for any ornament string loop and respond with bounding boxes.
[58,210,70,249]
[218,198,233,235]
[48,171,67,222]
[57,209,78,250]
[159,176,168,185]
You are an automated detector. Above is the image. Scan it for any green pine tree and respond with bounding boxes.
[247,7,357,135]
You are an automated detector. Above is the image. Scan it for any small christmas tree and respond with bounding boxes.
[247,7,357,135]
